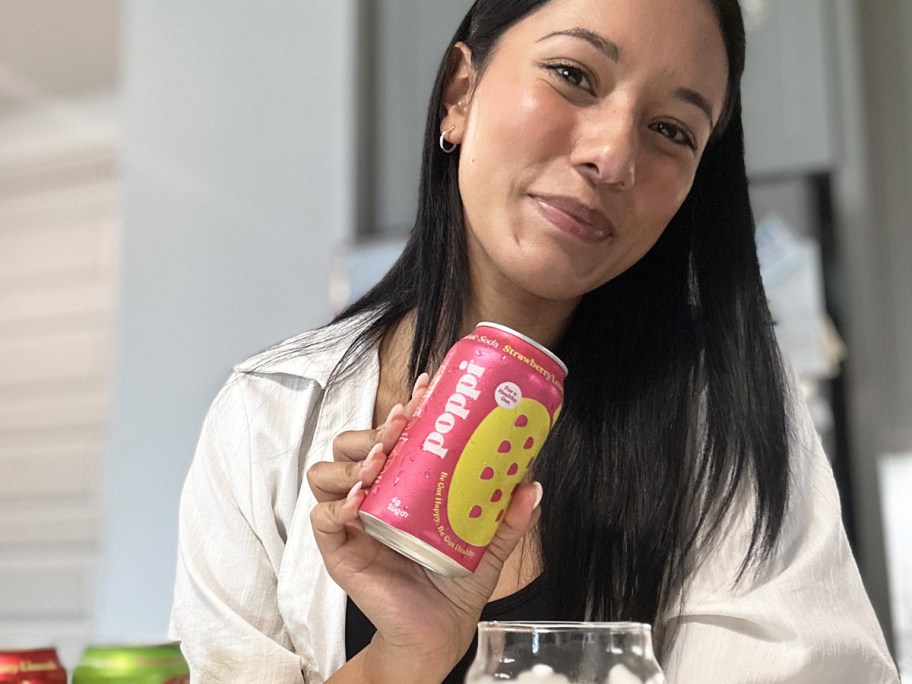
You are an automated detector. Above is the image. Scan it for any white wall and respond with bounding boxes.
[94,1,357,639]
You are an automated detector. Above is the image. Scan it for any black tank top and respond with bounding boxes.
[344,576,550,683]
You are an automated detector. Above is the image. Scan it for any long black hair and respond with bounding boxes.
[325,0,789,638]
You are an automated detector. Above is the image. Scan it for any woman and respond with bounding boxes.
[170,0,899,682]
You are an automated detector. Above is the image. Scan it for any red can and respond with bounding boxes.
[0,649,66,684]
[359,322,566,575]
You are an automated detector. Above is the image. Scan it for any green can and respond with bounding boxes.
[72,643,189,683]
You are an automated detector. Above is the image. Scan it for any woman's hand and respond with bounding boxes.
[307,374,542,683]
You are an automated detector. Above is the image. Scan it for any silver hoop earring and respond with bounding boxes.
[439,128,458,154]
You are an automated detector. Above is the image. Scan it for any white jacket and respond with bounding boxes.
[169,319,899,683]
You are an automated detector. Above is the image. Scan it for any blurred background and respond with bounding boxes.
[0,0,910,676]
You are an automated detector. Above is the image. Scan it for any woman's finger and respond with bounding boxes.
[308,443,386,503]
[404,372,431,417]
[378,404,408,454]
[310,481,366,559]
[332,372,430,465]
[333,403,407,463]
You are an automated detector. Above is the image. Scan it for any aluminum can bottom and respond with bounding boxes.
[360,511,472,577]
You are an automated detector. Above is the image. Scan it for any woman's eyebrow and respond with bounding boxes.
[676,87,715,129]
[537,27,621,62]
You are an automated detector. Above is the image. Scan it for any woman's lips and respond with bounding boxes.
[530,195,614,244]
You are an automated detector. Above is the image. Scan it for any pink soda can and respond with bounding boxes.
[358,322,567,576]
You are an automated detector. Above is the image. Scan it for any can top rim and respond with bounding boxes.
[476,322,568,375]
[80,642,181,651]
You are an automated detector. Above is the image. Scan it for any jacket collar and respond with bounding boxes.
[232,310,381,387]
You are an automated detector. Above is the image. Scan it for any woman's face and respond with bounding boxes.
[445,0,729,305]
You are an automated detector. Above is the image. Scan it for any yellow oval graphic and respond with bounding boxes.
[448,398,551,547]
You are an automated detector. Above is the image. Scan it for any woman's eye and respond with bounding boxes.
[651,122,697,150]
[547,63,592,92]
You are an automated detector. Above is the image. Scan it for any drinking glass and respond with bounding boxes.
[464,621,666,683]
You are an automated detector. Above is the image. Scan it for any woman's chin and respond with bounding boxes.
[505,268,598,305]
[470,238,616,305]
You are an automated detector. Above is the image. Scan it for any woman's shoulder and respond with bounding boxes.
[198,312,381,468]
[199,311,381,447]
[232,310,380,386]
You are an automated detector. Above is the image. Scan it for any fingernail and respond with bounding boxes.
[412,372,430,395]
[360,442,383,469]
[385,403,404,425]
[346,480,363,504]
[531,481,543,509]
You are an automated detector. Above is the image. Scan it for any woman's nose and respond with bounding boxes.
[572,109,638,190]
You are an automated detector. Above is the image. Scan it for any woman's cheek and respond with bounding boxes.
[476,79,569,157]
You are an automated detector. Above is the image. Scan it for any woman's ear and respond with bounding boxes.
[440,42,475,145]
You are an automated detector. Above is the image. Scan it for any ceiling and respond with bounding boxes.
[0,0,121,113]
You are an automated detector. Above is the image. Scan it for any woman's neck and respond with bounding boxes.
[461,290,578,352]
[458,241,580,350]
